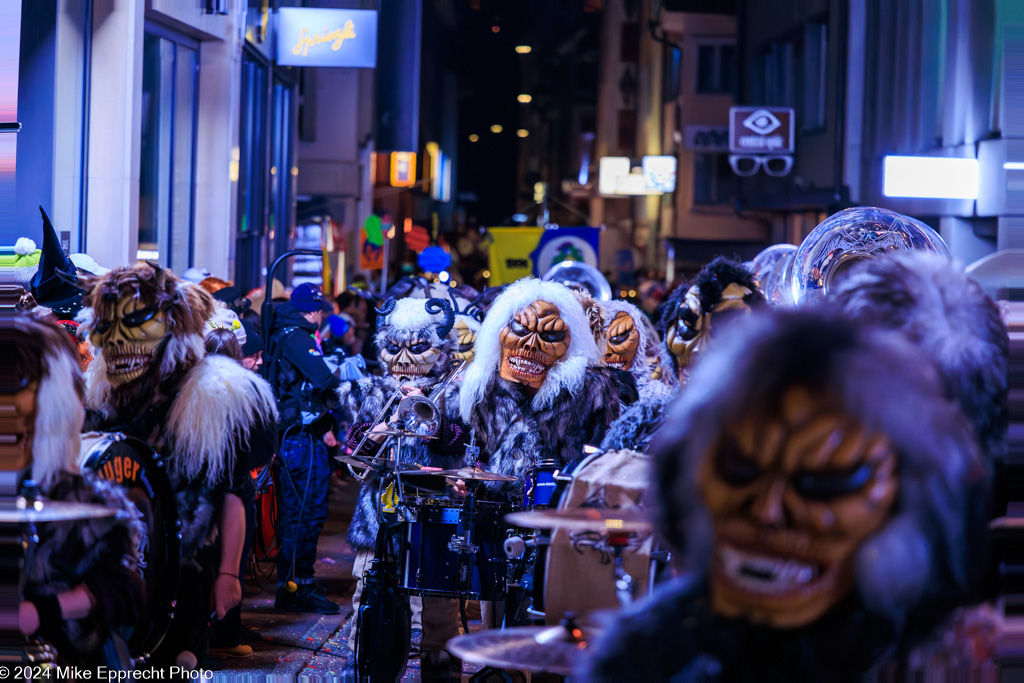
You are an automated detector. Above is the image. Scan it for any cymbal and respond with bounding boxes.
[506,507,652,533]
[447,623,598,676]
[398,467,517,483]
[0,499,118,523]
[334,454,419,471]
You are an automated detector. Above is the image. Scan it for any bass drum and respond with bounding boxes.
[538,449,654,625]
[80,432,181,662]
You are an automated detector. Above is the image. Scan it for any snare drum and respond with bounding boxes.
[398,497,509,600]
[524,461,560,509]
[80,432,181,660]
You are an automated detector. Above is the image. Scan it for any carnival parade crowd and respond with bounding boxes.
[3,204,1015,680]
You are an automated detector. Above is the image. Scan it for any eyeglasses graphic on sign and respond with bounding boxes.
[728,155,794,177]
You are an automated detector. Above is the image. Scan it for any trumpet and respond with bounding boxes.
[347,359,467,476]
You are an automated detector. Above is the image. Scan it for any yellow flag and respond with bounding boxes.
[487,227,544,285]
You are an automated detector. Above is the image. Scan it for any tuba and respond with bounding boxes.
[791,206,949,306]
[750,243,798,307]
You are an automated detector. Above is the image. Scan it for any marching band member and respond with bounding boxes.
[340,296,467,679]
[458,278,636,492]
[579,310,993,679]
[14,314,145,669]
[80,263,277,668]
[600,299,676,401]
[601,257,764,453]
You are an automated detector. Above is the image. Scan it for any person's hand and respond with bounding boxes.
[19,602,39,636]
[323,430,339,447]
[448,478,469,498]
[213,574,242,620]
[367,421,391,444]
[401,386,425,398]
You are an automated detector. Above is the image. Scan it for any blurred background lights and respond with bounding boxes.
[515,45,532,54]
[468,134,479,142]
[517,94,532,103]
[516,129,529,138]
[490,124,503,133]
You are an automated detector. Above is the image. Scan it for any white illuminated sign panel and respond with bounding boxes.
[642,155,677,193]
[277,8,378,68]
[599,157,630,196]
[883,156,978,199]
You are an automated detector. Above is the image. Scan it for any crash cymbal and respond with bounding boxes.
[398,467,517,483]
[0,499,117,523]
[506,507,652,533]
[446,622,597,676]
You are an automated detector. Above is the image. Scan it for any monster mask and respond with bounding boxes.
[499,301,571,389]
[604,311,641,370]
[376,297,455,380]
[698,387,899,628]
[453,317,478,364]
[83,263,213,388]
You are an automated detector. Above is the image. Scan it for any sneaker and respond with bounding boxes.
[208,644,253,660]
[275,584,341,614]
[409,628,423,656]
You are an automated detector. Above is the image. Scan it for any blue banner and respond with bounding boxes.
[530,227,601,278]
[277,8,378,68]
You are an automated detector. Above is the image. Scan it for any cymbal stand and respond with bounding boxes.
[608,532,635,607]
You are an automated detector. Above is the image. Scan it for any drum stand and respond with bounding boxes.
[608,532,636,607]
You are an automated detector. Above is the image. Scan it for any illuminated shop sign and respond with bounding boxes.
[277,8,378,68]
[729,107,795,154]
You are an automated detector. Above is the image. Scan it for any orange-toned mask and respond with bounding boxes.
[604,311,641,371]
[697,387,898,628]
[666,283,754,379]
[499,301,571,389]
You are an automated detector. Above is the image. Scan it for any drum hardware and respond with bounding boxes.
[398,467,518,483]
[0,498,117,523]
[447,614,598,676]
[503,534,548,559]
[608,531,636,606]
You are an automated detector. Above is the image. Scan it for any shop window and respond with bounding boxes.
[801,22,827,132]
[693,153,732,205]
[696,42,736,95]
[138,26,199,270]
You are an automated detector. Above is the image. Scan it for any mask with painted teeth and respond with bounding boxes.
[499,301,570,389]
[380,336,442,380]
[604,311,640,370]
[698,386,899,628]
[90,295,169,386]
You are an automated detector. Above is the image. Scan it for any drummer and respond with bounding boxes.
[458,279,635,494]
[338,297,469,679]
[12,313,145,669]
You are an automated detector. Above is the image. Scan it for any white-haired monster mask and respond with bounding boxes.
[375,297,455,380]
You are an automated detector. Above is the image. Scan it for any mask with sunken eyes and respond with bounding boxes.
[380,335,442,380]
[453,318,477,364]
[697,387,899,628]
[604,311,641,371]
[666,283,754,380]
[90,295,170,385]
[499,301,571,389]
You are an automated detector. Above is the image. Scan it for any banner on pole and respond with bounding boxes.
[530,226,600,277]
[487,227,544,285]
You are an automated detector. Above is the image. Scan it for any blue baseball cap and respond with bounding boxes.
[290,283,332,313]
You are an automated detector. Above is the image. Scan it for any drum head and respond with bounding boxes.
[81,432,181,659]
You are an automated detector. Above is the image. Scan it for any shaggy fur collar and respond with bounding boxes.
[33,345,85,491]
[165,355,278,488]
[465,367,631,496]
[461,278,600,417]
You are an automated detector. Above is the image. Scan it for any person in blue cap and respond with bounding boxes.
[266,283,342,613]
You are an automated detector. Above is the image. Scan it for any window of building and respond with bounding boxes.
[801,22,827,132]
[235,48,269,291]
[664,46,682,102]
[696,42,736,95]
[693,153,732,205]
[138,25,199,270]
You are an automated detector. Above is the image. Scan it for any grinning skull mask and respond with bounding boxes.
[453,316,480,364]
[81,263,213,390]
[375,297,456,380]
[654,310,989,638]
[662,257,764,381]
[460,279,600,418]
[499,300,571,388]
[604,311,641,370]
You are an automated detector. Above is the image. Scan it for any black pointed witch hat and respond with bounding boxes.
[30,206,84,316]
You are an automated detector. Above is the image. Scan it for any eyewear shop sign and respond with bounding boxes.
[729,107,794,154]
[277,8,378,68]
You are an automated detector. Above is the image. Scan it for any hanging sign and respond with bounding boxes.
[276,8,378,68]
[360,215,385,270]
[530,227,600,277]
[487,227,544,285]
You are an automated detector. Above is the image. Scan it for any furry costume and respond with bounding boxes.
[81,265,277,554]
[459,279,636,493]
[15,314,145,668]
[830,251,1009,465]
[579,310,991,679]
[339,297,465,550]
